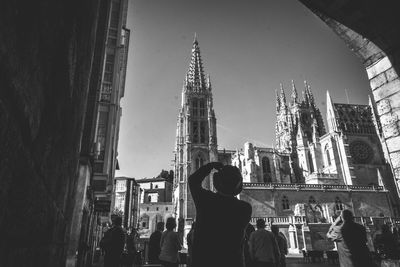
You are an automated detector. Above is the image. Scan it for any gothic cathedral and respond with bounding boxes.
[173,39,399,250]
[173,37,218,221]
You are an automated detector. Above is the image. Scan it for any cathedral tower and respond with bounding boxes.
[174,37,218,221]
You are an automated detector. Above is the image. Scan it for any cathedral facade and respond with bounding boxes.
[173,38,399,251]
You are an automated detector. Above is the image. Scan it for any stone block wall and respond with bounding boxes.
[0,0,101,265]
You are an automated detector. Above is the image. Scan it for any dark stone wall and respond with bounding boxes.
[0,0,100,265]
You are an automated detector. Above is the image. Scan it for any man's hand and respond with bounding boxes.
[208,162,224,171]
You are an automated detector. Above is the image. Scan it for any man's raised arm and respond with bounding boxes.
[188,162,223,200]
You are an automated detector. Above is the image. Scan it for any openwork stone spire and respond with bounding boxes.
[291,80,298,105]
[187,34,206,89]
[279,83,287,110]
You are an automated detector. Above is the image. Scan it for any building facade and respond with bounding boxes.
[67,0,130,266]
[137,177,174,238]
[173,37,218,222]
[113,177,140,229]
[173,39,400,252]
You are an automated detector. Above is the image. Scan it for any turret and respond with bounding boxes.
[290,80,298,106]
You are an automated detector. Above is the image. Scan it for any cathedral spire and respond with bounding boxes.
[275,89,280,112]
[279,83,287,110]
[303,80,310,106]
[187,34,205,89]
[291,80,298,105]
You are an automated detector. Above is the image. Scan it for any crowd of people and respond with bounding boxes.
[99,162,400,267]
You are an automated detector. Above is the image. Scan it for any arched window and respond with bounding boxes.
[307,151,314,173]
[325,144,331,166]
[309,196,316,204]
[195,154,204,170]
[262,157,271,174]
[282,196,290,210]
[335,197,343,211]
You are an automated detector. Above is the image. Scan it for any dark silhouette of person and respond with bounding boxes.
[148,222,165,264]
[244,223,255,267]
[271,225,288,267]
[374,224,400,260]
[327,210,375,267]
[249,219,280,267]
[189,162,252,267]
[187,222,196,267]
[100,216,125,267]
[159,217,181,267]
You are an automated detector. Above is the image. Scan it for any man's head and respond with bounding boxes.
[156,222,165,232]
[213,165,243,196]
[166,217,176,231]
[112,216,123,227]
[256,219,266,229]
[341,210,354,222]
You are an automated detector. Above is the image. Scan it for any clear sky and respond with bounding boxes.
[116,0,371,179]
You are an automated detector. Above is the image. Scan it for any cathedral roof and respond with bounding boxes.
[333,103,375,134]
[186,35,206,89]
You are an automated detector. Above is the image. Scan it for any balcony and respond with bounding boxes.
[243,182,385,192]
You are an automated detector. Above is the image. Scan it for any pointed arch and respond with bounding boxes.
[195,153,204,171]
[325,144,331,166]
[282,195,290,210]
[335,197,343,211]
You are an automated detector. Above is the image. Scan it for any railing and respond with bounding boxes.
[250,216,307,225]
[252,216,400,226]
[243,182,384,192]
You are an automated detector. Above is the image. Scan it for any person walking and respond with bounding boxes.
[249,219,280,267]
[159,217,181,267]
[148,222,165,264]
[189,162,252,267]
[271,225,288,267]
[374,224,400,260]
[100,216,126,267]
[327,209,375,267]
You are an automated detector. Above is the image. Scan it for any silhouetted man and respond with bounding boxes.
[189,162,252,267]
[148,222,165,264]
[249,219,280,267]
[327,210,375,267]
[100,216,125,267]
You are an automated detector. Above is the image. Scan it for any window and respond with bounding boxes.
[262,157,271,174]
[192,121,199,143]
[325,144,331,166]
[166,207,168,211]
[148,195,151,203]
[200,121,206,143]
[309,196,316,204]
[282,196,290,210]
[156,207,159,211]
[146,207,149,211]
[195,155,204,170]
[335,197,343,211]
[192,99,198,116]
[199,100,206,117]
[154,185,158,189]
[308,151,314,173]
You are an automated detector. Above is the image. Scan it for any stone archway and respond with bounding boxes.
[298,1,400,207]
